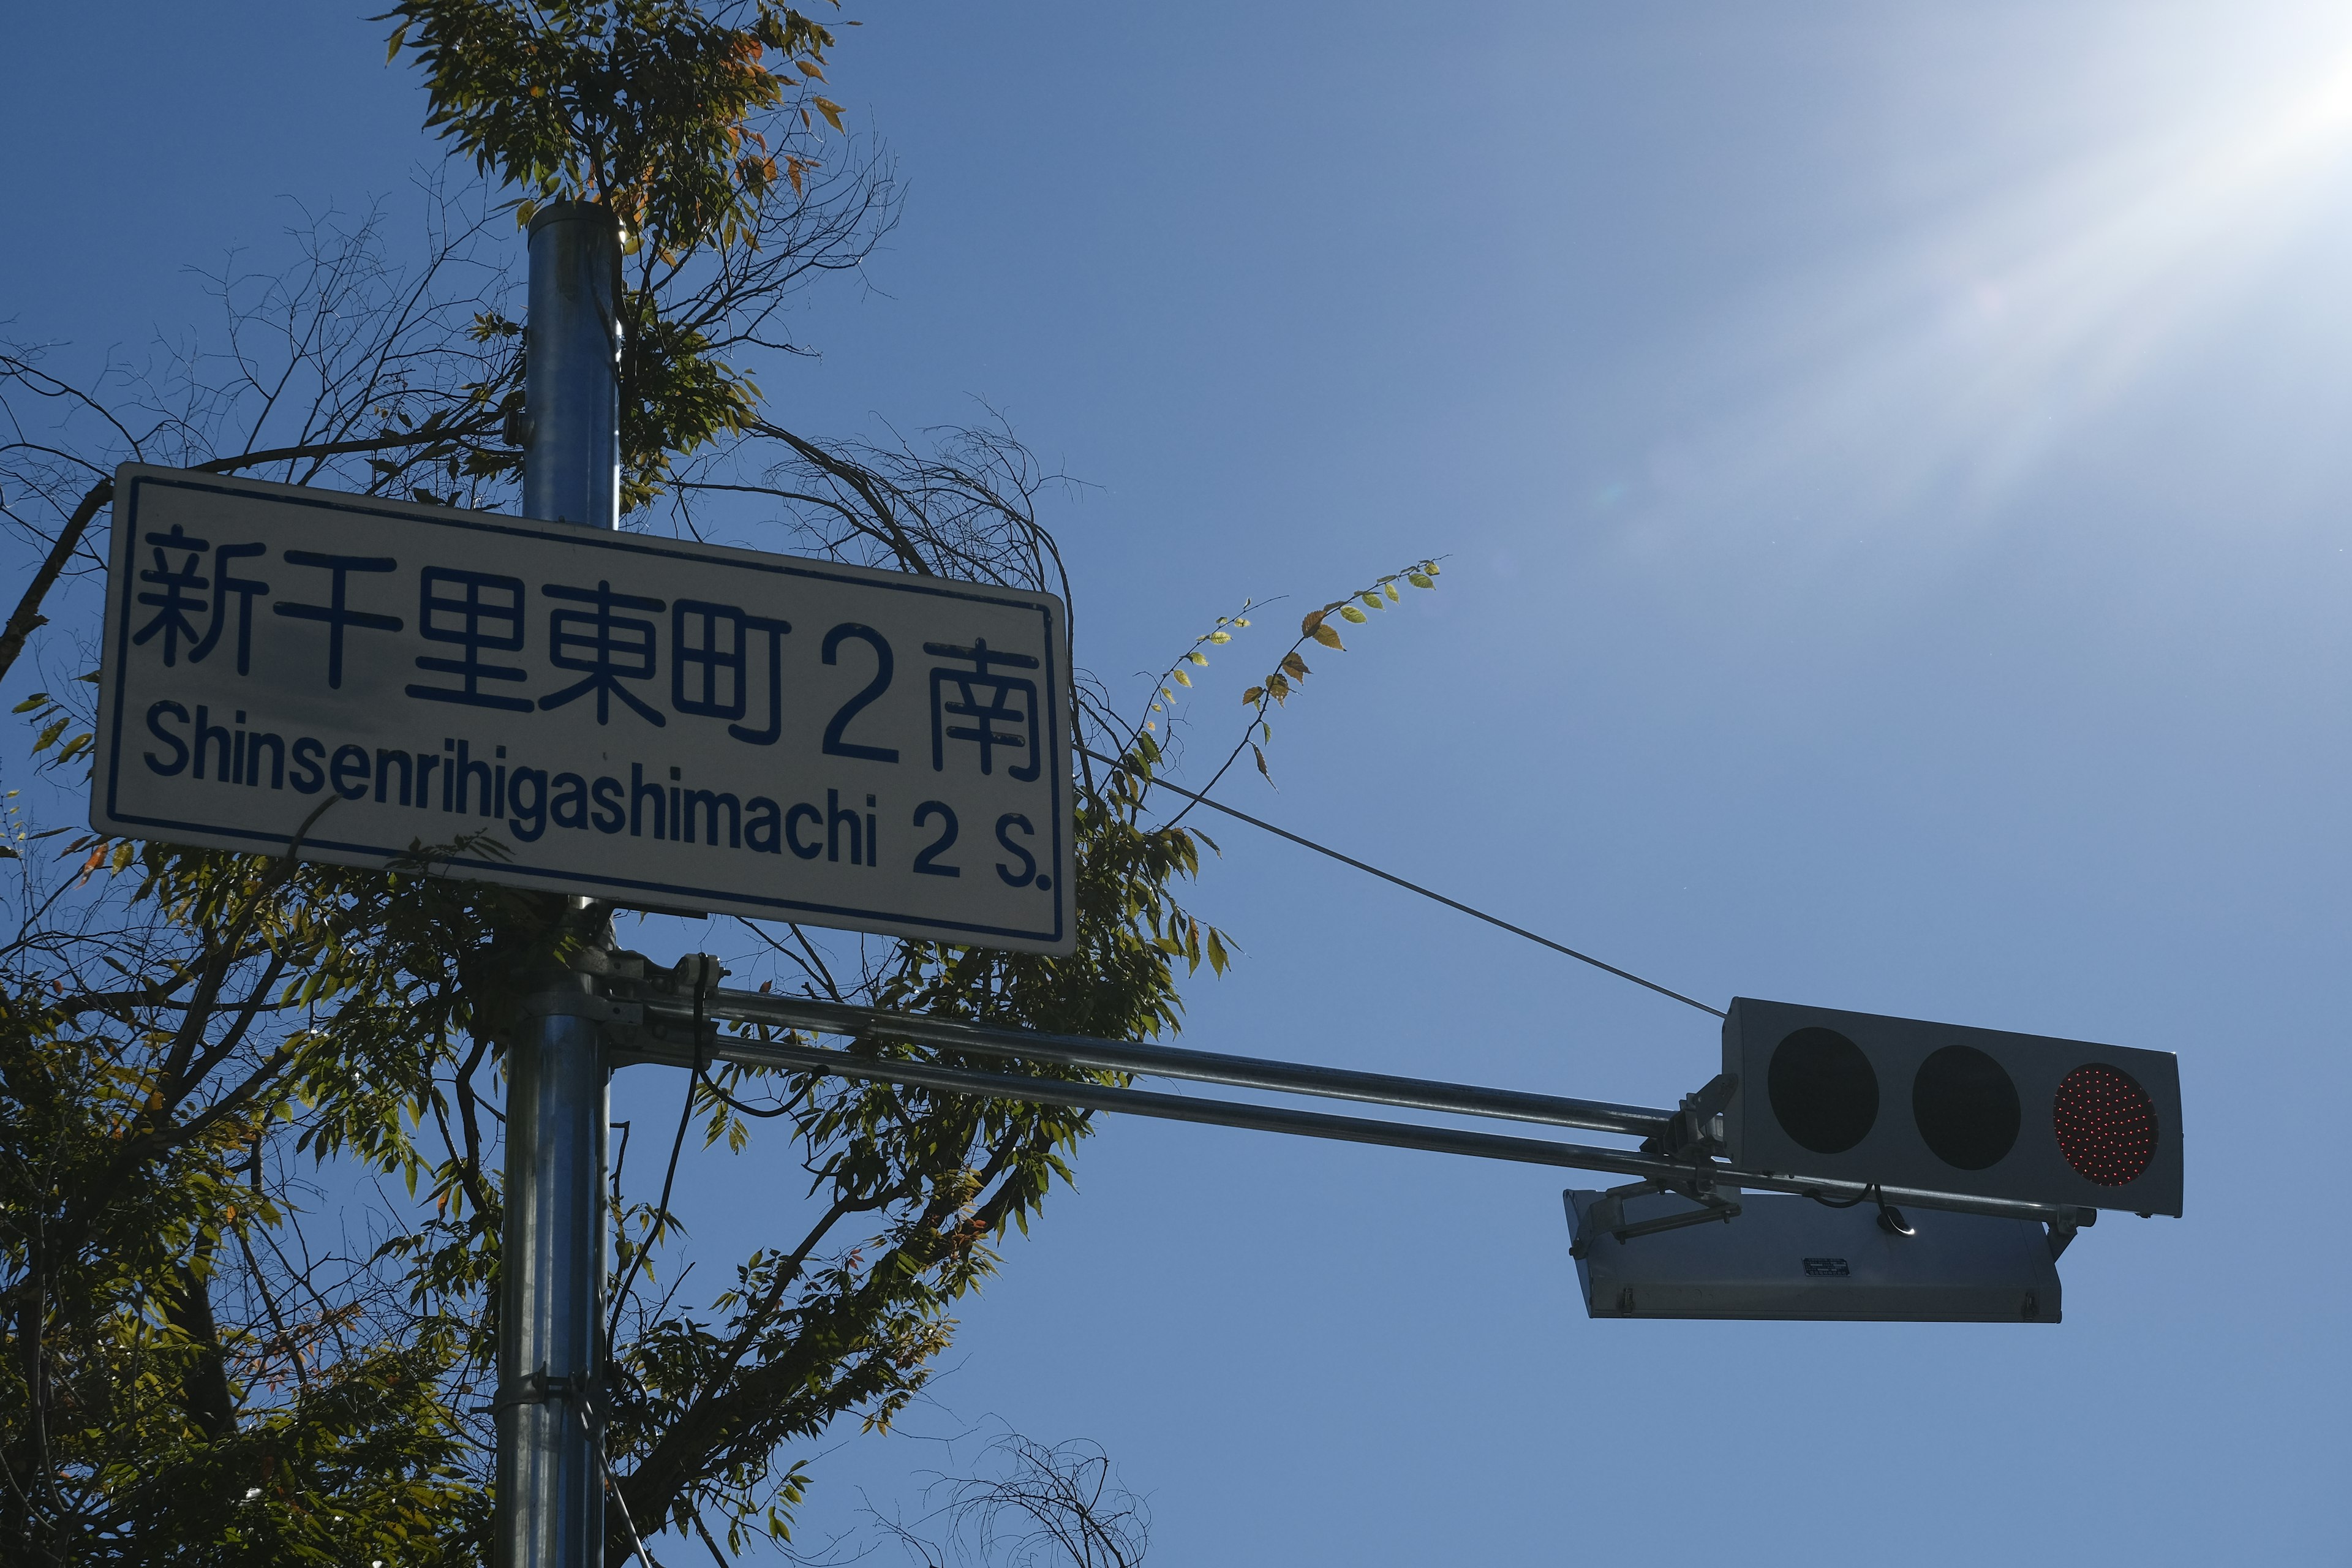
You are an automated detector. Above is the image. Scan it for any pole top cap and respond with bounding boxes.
[526,200,619,239]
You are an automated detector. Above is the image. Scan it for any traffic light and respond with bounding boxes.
[1720,998,2182,1216]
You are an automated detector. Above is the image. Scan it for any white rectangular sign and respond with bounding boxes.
[93,465,1075,953]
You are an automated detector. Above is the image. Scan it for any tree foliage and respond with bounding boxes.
[0,5,1443,1564]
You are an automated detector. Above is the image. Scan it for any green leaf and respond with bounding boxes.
[13,693,47,714]
[1408,572,1434,589]
[1340,605,1368,624]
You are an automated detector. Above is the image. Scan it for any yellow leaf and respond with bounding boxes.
[1311,624,1345,650]
[1172,668,1191,686]
[1384,582,1400,601]
[1340,605,1368,624]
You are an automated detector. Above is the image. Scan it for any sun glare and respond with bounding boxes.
[1648,11,2352,526]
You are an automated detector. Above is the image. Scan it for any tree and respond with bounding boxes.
[867,1426,1150,1568]
[0,4,1441,1562]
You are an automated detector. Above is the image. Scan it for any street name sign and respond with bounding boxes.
[92,464,1076,954]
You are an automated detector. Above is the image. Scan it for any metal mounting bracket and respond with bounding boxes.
[1641,1072,1737,1161]
[590,951,726,1065]
[1569,1175,1742,1257]
[2046,1209,2092,1260]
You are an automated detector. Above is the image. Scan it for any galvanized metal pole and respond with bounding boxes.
[496,202,622,1568]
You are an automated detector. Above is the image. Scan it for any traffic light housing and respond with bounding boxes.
[1721,998,2182,1216]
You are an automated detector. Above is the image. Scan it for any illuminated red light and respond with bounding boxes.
[2052,1064,2158,1186]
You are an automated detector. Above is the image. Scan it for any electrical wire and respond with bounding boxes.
[1083,747,1725,1019]
[605,979,703,1345]
[694,1052,802,1118]
[575,1395,652,1566]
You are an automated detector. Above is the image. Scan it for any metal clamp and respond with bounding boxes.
[483,1365,598,1421]
[520,990,643,1027]
[2046,1208,2094,1261]
[594,952,727,1065]
[1642,1072,1737,1161]
[1569,1175,1742,1257]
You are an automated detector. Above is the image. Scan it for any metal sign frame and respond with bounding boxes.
[94,463,1076,952]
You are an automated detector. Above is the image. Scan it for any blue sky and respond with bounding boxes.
[7,2,2351,1562]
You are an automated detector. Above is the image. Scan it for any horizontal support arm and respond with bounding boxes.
[624,1026,2093,1229]
[638,989,1676,1140]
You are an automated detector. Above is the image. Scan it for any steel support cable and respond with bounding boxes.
[1078,747,1725,1019]
[622,1027,2089,1228]
[630,989,1675,1140]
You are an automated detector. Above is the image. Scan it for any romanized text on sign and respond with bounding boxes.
[93,466,1075,953]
